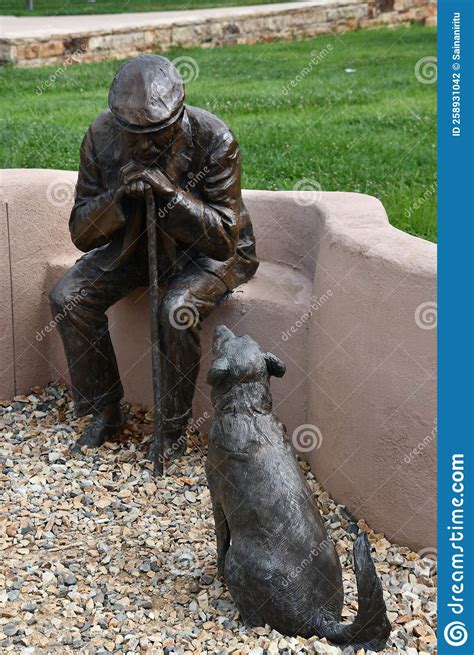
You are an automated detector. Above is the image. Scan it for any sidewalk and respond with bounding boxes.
[1,1,334,37]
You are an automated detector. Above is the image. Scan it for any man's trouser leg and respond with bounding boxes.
[49,249,147,416]
[158,263,228,438]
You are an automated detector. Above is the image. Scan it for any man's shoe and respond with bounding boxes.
[164,431,187,462]
[71,413,125,453]
[146,429,187,464]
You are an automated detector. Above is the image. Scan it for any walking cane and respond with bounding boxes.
[145,185,164,476]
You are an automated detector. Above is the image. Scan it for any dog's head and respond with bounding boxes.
[207,326,285,413]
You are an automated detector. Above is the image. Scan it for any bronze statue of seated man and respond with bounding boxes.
[49,54,258,461]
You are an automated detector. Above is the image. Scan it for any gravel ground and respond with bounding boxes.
[0,384,437,655]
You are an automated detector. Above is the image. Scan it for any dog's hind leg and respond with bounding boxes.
[213,502,230,578]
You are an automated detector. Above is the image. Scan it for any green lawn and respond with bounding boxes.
[1,0,294,15]
[0,26,437,241]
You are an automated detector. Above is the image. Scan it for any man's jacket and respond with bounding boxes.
[70,105,259,289]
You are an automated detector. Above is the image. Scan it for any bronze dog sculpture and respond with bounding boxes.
[205,326,391,651]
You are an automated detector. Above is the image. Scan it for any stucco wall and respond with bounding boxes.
[306,192,436,552]
[0,168,436,551]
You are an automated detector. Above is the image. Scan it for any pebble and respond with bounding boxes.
[3,625,18,637]
[64,574,77,586]
[0,383,437,654]
[22,604,37,613]
[41,571,55,586]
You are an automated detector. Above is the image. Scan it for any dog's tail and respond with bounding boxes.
[318,532,391,651]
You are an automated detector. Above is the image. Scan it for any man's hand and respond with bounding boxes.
[113,180,149,204]
[121,163,177,199]
[118,162,141,187]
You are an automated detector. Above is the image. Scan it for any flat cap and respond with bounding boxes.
[108,54,185,133]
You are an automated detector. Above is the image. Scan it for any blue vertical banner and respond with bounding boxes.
[438,0,474,654]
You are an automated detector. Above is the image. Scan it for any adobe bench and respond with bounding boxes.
[0,168,436,551]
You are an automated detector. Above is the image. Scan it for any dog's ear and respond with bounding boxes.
[207,357,230,385]
[264,352,286,378]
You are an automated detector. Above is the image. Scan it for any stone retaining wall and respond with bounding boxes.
[1,0,437,67]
